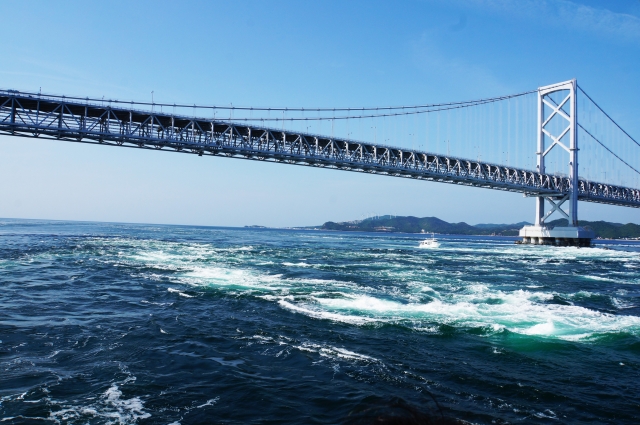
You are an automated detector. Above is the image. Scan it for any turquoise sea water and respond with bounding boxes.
[1,219,639,424]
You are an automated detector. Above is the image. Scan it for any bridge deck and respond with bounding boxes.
[1,91,638,208]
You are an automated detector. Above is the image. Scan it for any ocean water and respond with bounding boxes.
[0,219,639,424]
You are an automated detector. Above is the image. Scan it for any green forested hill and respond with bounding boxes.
[546,219,640,239]
[321,216,523,236]
[323,216,479,234]
[319,216,640,239]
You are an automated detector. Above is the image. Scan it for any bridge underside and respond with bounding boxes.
[1,92,639,208]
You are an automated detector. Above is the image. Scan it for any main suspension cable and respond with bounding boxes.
[1,87,535,114]
[215,97,520,121]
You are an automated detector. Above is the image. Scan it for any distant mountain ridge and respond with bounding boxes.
[319,215,640,239]
[546,219,640,239]
[474,222,531,229]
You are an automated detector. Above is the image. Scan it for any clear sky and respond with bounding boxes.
[1,0,639,227]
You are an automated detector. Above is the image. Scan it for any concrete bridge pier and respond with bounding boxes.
[518,226,594,247]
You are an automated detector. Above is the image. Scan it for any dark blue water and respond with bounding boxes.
[1,219,639,424]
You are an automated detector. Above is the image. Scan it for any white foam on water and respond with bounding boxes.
[104,239,222,271]
[166,244,640,341]
[583,275,616,282]
[321,346,377,362]
[232,246,253,251]
[450,243,635,263]
[611,297,636,310]
[293,342,378,363]
[195,397,219,408]
[278,300,380,325]
[243,332,379,365]
[418,285,441,294]
[522,321,555,335]
[276,286,640,340]
[181,266,285,292]
[569,290,595,298]
[532,409,558,419]
[99,235,640,342]
[315,294,401,313]
[48,382,150,424]
[251,335,274,342]
[141,300,174,306]
[101,384,150,422]
[167,288,194,298]
[133,250,178,264]
[282,261,311,267]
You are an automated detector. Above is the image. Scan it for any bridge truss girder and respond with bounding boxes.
[0,91,638,208]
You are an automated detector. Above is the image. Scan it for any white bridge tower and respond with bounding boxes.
[519,79,594,246]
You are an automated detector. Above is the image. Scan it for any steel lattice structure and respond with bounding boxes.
[0,90,638,208]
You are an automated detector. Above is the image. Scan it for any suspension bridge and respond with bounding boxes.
[0,79,638,245]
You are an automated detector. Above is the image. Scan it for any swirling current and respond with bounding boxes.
[1,219,639,424]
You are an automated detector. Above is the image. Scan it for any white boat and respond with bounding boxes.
[419,233,440,248]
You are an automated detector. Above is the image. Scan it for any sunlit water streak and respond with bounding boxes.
[0,219,639,424]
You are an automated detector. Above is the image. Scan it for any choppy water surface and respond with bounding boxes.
[1,219,639,424]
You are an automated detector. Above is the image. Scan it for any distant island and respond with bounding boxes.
[315,215,640,239]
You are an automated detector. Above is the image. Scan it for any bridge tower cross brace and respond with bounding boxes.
[535,79,579,227]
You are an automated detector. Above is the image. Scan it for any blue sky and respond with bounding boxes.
[0,0,639,226]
